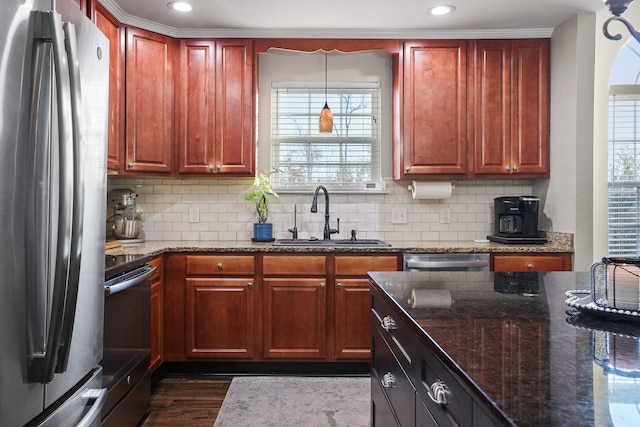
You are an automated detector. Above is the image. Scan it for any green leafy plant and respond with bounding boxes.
[243,169,279,223]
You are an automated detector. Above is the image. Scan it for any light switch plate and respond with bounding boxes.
[391,207,407,224]
[440,208,451,224]
[189,206,200,223]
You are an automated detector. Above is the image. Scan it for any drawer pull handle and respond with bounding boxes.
[247,282,253,288]
[320,282,325,288]
[381,315,396,332]
[217,263,223,270]
[527,263,533,270]
[427,380,449,405]
[381,372,395,388]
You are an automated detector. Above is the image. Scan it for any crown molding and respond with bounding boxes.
[98,0,553,39]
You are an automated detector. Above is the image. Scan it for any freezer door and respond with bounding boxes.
[31,367,107,427]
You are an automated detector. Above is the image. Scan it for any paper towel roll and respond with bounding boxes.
[408,181,454,200]
[408,289,452,308]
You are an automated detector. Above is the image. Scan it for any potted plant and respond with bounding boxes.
[244,169,279,241]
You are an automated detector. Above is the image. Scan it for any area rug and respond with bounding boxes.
[213,376,370,427]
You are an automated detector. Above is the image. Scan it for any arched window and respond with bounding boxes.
[608,42,640,256]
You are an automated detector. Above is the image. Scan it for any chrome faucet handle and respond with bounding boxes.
[329,218,340,236]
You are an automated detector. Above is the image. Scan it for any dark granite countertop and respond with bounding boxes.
[368,271,640,426]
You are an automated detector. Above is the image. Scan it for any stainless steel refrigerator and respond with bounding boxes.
[0,0,109,425]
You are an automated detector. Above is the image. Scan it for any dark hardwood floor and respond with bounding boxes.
[139,375,232,426]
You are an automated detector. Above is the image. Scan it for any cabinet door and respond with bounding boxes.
[177,40,216,174]
[125,28,174,173]
[469,40,511,176]
[402,40,467,177]
[335,278,371,360]
[263,277,327,359]
[185,278,255,359]
[511,39,549,176]
[214,39,254,175]
[92,2,123,172]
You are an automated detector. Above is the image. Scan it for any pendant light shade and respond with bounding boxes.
[319,52,333,133]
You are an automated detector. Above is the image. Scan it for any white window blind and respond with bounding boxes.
[270,82,381,190]
[608,87,640,256]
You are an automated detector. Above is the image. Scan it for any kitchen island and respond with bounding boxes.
[369,271,640,426]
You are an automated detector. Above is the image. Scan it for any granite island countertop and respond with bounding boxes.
[368,270,640,426]
[105,232,573,257]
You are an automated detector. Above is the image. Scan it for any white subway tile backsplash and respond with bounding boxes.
[107,177,534,242]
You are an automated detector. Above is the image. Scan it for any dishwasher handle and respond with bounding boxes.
[405,259,489,270]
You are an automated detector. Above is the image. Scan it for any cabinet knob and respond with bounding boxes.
[513,165,519,172]
[337,282,342,289]
[247,282,253,288]
[505,165,511,172]
[381,315,396,332]
[217,263,223,270]
[128,162,134,168]
[208,165,214,172]
[427,380,449,405]
[216,165,221,170]
[320,282,325,288]
[527,263,533,270]
[405,166,411,172]
[381,372,395,388]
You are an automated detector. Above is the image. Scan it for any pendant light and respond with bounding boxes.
[319,52,333,133]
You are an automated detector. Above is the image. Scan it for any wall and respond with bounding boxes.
[108,177,534,242]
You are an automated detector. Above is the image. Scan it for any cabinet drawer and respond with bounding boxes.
[372,327,415,427]
[491,253,572,272]
[335,255,399,276]
[416,345,473,427]
[186,255,255,276]
[263,255,326,276]
[416,396,438,427]
[371,369,400,427]
[371,285,414,376]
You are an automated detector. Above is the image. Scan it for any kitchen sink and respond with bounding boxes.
[273,238,391,247]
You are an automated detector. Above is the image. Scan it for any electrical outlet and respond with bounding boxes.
[189,206,200,223]
[391,207,407,224]
[440,208,451,224]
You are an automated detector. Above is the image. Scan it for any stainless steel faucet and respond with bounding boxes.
[310,185,339,240]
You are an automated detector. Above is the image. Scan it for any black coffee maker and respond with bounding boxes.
[488,196,547,244]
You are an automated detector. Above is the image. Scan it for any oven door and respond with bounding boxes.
[101,265,154,425]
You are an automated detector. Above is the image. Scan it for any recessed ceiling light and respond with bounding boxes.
[167,2,192,12]
[427,5,456,16]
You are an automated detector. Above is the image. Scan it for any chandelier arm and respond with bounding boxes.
[603,15,640,43]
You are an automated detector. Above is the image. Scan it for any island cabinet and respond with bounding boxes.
[468,39,550,178]
[176,39,254,176]
[124,27,174,174]
[262,255,328,360]
[149,255,164,372]
[91,1,124,173]
[184,255,257,359]
[399,40,468,179]
[334,255,400,360]
[490,252,572,272]
[370,284,502,427]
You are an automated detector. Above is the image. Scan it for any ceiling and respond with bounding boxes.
[100,0,608,38]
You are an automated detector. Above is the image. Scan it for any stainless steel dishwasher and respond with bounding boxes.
[403,253,490,271]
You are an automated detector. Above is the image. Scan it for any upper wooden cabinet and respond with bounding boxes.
[177,39,254,176]
[398,40,468,179]
[91,1,124,172]
[469,39,550,178]
[125,27,174,174]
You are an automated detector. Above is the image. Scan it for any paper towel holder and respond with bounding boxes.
[407,181,455,199]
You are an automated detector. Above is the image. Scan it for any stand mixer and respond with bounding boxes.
[107,188,144,242]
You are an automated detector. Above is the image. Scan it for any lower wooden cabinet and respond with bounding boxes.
[149,256,163,372]
[491,252,572,272]
[185,277,255,358]
[163,252,400,363]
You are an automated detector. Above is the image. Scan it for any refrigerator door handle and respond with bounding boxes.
[55,20,85,374]
[30,10,75,384]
